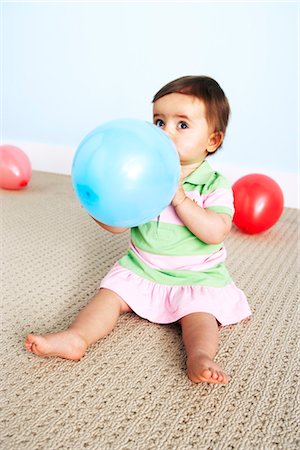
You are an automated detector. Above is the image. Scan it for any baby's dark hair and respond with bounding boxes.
[152,76,230,138]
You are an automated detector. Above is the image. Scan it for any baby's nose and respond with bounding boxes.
[164,127,175,142]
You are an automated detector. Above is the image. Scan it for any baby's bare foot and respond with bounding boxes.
[187,352,229,385]
[24,330,87,360]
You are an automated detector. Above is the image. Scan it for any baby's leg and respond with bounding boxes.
[181,312,229,384]
[24,288,131,360]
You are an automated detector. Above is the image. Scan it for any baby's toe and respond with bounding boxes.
[207,369,228,384]
[221,372,229,384]
[24,335,44,356]
[211,370,219,380]
[24,335,34,352]
[201,368,213,381]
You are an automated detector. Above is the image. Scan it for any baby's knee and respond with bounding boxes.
[99,288,132,314]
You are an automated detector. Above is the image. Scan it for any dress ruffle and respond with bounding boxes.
[100,263,251,326]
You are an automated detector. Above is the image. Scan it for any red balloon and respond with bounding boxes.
[0,145,32,190]
[232,174,284,234]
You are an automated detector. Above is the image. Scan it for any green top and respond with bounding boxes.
[119,161,234,287]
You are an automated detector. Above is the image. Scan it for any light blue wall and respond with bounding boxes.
[2,2,298,173]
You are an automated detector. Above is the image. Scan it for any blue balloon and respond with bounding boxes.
[72,119,180,227]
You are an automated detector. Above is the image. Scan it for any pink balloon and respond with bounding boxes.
[0,145,32,190]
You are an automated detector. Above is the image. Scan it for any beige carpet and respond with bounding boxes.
[1,171,299,450]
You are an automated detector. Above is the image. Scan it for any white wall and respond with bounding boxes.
[1,1,298,207]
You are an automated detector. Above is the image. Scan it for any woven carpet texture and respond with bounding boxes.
[1,171,299,450]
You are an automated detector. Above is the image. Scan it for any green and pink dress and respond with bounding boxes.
[100,160,252,325]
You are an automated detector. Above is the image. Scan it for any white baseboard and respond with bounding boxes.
[13,141,76,176]
[213,161,299,209]
[6,140,299,209]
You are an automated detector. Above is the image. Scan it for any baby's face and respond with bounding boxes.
[153,93,214,167]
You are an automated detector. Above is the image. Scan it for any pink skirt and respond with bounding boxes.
[100,263,252,326]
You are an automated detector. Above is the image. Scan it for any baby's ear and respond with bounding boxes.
[207,131,224,154]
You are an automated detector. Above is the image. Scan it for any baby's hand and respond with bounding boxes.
[171,171,187,208]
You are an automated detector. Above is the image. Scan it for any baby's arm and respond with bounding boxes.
[172,184,232,245]
[90,217,129,234]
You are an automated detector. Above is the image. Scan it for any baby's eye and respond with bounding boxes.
[154,119,164,127]
[178,121,188,129]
